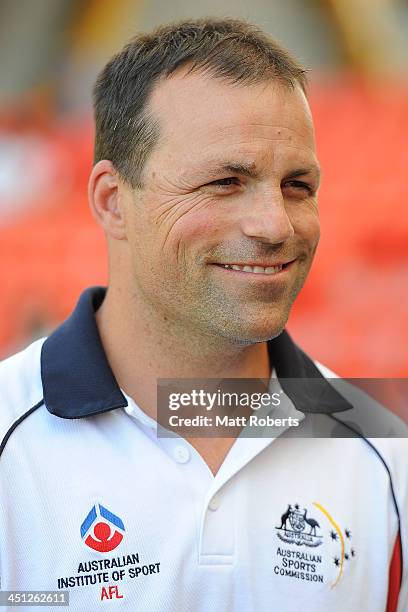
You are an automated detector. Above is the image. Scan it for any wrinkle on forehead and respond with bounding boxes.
[153,127,317,175]
[161,111,315,154]
[189,119,314,142]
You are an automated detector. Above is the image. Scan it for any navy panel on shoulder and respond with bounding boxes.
[41,287,127,418]
[268,331,353,414]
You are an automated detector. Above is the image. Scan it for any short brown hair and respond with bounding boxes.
[93,17,307,188]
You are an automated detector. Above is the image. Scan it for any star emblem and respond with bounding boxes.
[333,557,340,567]
[345,528,352,539]
[330,530,338,541]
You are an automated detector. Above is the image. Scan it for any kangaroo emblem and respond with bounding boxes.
[279,504,293,531]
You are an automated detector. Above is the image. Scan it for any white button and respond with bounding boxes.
[208,495,220,511]
[173,445,190,464]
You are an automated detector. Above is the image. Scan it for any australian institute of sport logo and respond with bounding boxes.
[276,503,323,547]
[81,504,125,553]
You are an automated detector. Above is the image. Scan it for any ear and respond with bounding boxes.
[88,160,127,240]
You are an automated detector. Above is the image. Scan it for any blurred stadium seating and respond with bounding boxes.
[0,0,407,377]
[0,77,407,375]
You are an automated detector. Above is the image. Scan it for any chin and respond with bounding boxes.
[232,329,285,346]
[216,315,289,346]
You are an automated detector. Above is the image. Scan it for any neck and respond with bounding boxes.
[95,283,271,420]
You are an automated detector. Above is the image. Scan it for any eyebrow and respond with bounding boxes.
[216,162,259,179]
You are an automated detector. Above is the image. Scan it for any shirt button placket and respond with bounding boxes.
[199,487,235,564]
[208,494,220,511]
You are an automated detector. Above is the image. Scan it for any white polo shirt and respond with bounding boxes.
[0,287,406,611]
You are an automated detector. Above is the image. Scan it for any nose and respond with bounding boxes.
[239,188,295,244]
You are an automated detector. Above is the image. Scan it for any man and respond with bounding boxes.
[0,17,406,612]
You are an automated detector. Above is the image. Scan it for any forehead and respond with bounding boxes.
[146,68,316,170]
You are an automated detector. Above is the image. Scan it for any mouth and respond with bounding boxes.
[211,260,296,276]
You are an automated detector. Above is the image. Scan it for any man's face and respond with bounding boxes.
[120,69,320,343]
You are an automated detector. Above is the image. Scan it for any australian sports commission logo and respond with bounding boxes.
[81,504,125,553]
[276,503,322,547]
[274,501,357,588]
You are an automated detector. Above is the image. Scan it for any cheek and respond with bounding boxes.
[166,211,222,262]
[290,205,320,248]
[142,191,217,254]
[180,215,217,240]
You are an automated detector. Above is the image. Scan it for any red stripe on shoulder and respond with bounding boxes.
[386,533,402,612]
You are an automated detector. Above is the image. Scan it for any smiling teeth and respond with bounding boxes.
[222,264,283,274]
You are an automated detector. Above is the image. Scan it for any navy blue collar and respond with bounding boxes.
[41,286,352,418]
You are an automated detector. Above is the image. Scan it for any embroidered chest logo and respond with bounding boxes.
[81,504,125,552]
[274,502,357,587]
[276,503,323,547]
[56,503,162,599]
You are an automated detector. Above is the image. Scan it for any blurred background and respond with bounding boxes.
[0,0,407,376]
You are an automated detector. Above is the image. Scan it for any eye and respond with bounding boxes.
[205,177,241,189]
[283,180,315,197]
